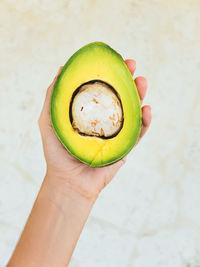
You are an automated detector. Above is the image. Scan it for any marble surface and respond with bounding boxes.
[0,0,200,266]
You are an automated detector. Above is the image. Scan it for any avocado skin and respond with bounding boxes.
[50,42,142,167]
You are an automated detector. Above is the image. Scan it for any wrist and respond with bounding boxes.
[43,171,97,207]
[8,172,95,267]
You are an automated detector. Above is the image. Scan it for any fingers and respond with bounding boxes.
[125,59,147,104]
[135,76,147,104]
[137,105,152,143]
[125,59,136,76]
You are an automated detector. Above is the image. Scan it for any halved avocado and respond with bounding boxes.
[50,42,142,167]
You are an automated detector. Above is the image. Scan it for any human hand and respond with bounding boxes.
[38,59,151,201]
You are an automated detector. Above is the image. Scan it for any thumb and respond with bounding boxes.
[41,66,63,120]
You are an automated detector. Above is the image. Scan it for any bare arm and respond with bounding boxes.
[8,174,95,266]
[8,60,151,266]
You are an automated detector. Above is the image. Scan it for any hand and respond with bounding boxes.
[38,60,152,201]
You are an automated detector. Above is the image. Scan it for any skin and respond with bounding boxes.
[8,59,151,267]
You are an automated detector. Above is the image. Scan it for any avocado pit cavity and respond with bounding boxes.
[70,81,123,138]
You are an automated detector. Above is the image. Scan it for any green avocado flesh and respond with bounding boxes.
[50,42,142,167]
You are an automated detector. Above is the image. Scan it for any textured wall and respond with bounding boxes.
[0,0,200,266]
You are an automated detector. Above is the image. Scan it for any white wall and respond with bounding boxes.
[0,0,200,266]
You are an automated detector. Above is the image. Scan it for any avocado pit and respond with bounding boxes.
[70,81,123,138]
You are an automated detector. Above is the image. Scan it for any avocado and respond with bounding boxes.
[50,42,142,167]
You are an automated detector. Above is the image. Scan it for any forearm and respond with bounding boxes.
[8,174,95,267]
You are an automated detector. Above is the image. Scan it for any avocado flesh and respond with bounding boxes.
[50,42,142,167]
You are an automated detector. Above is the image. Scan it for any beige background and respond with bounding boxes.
[0,0,200,266]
